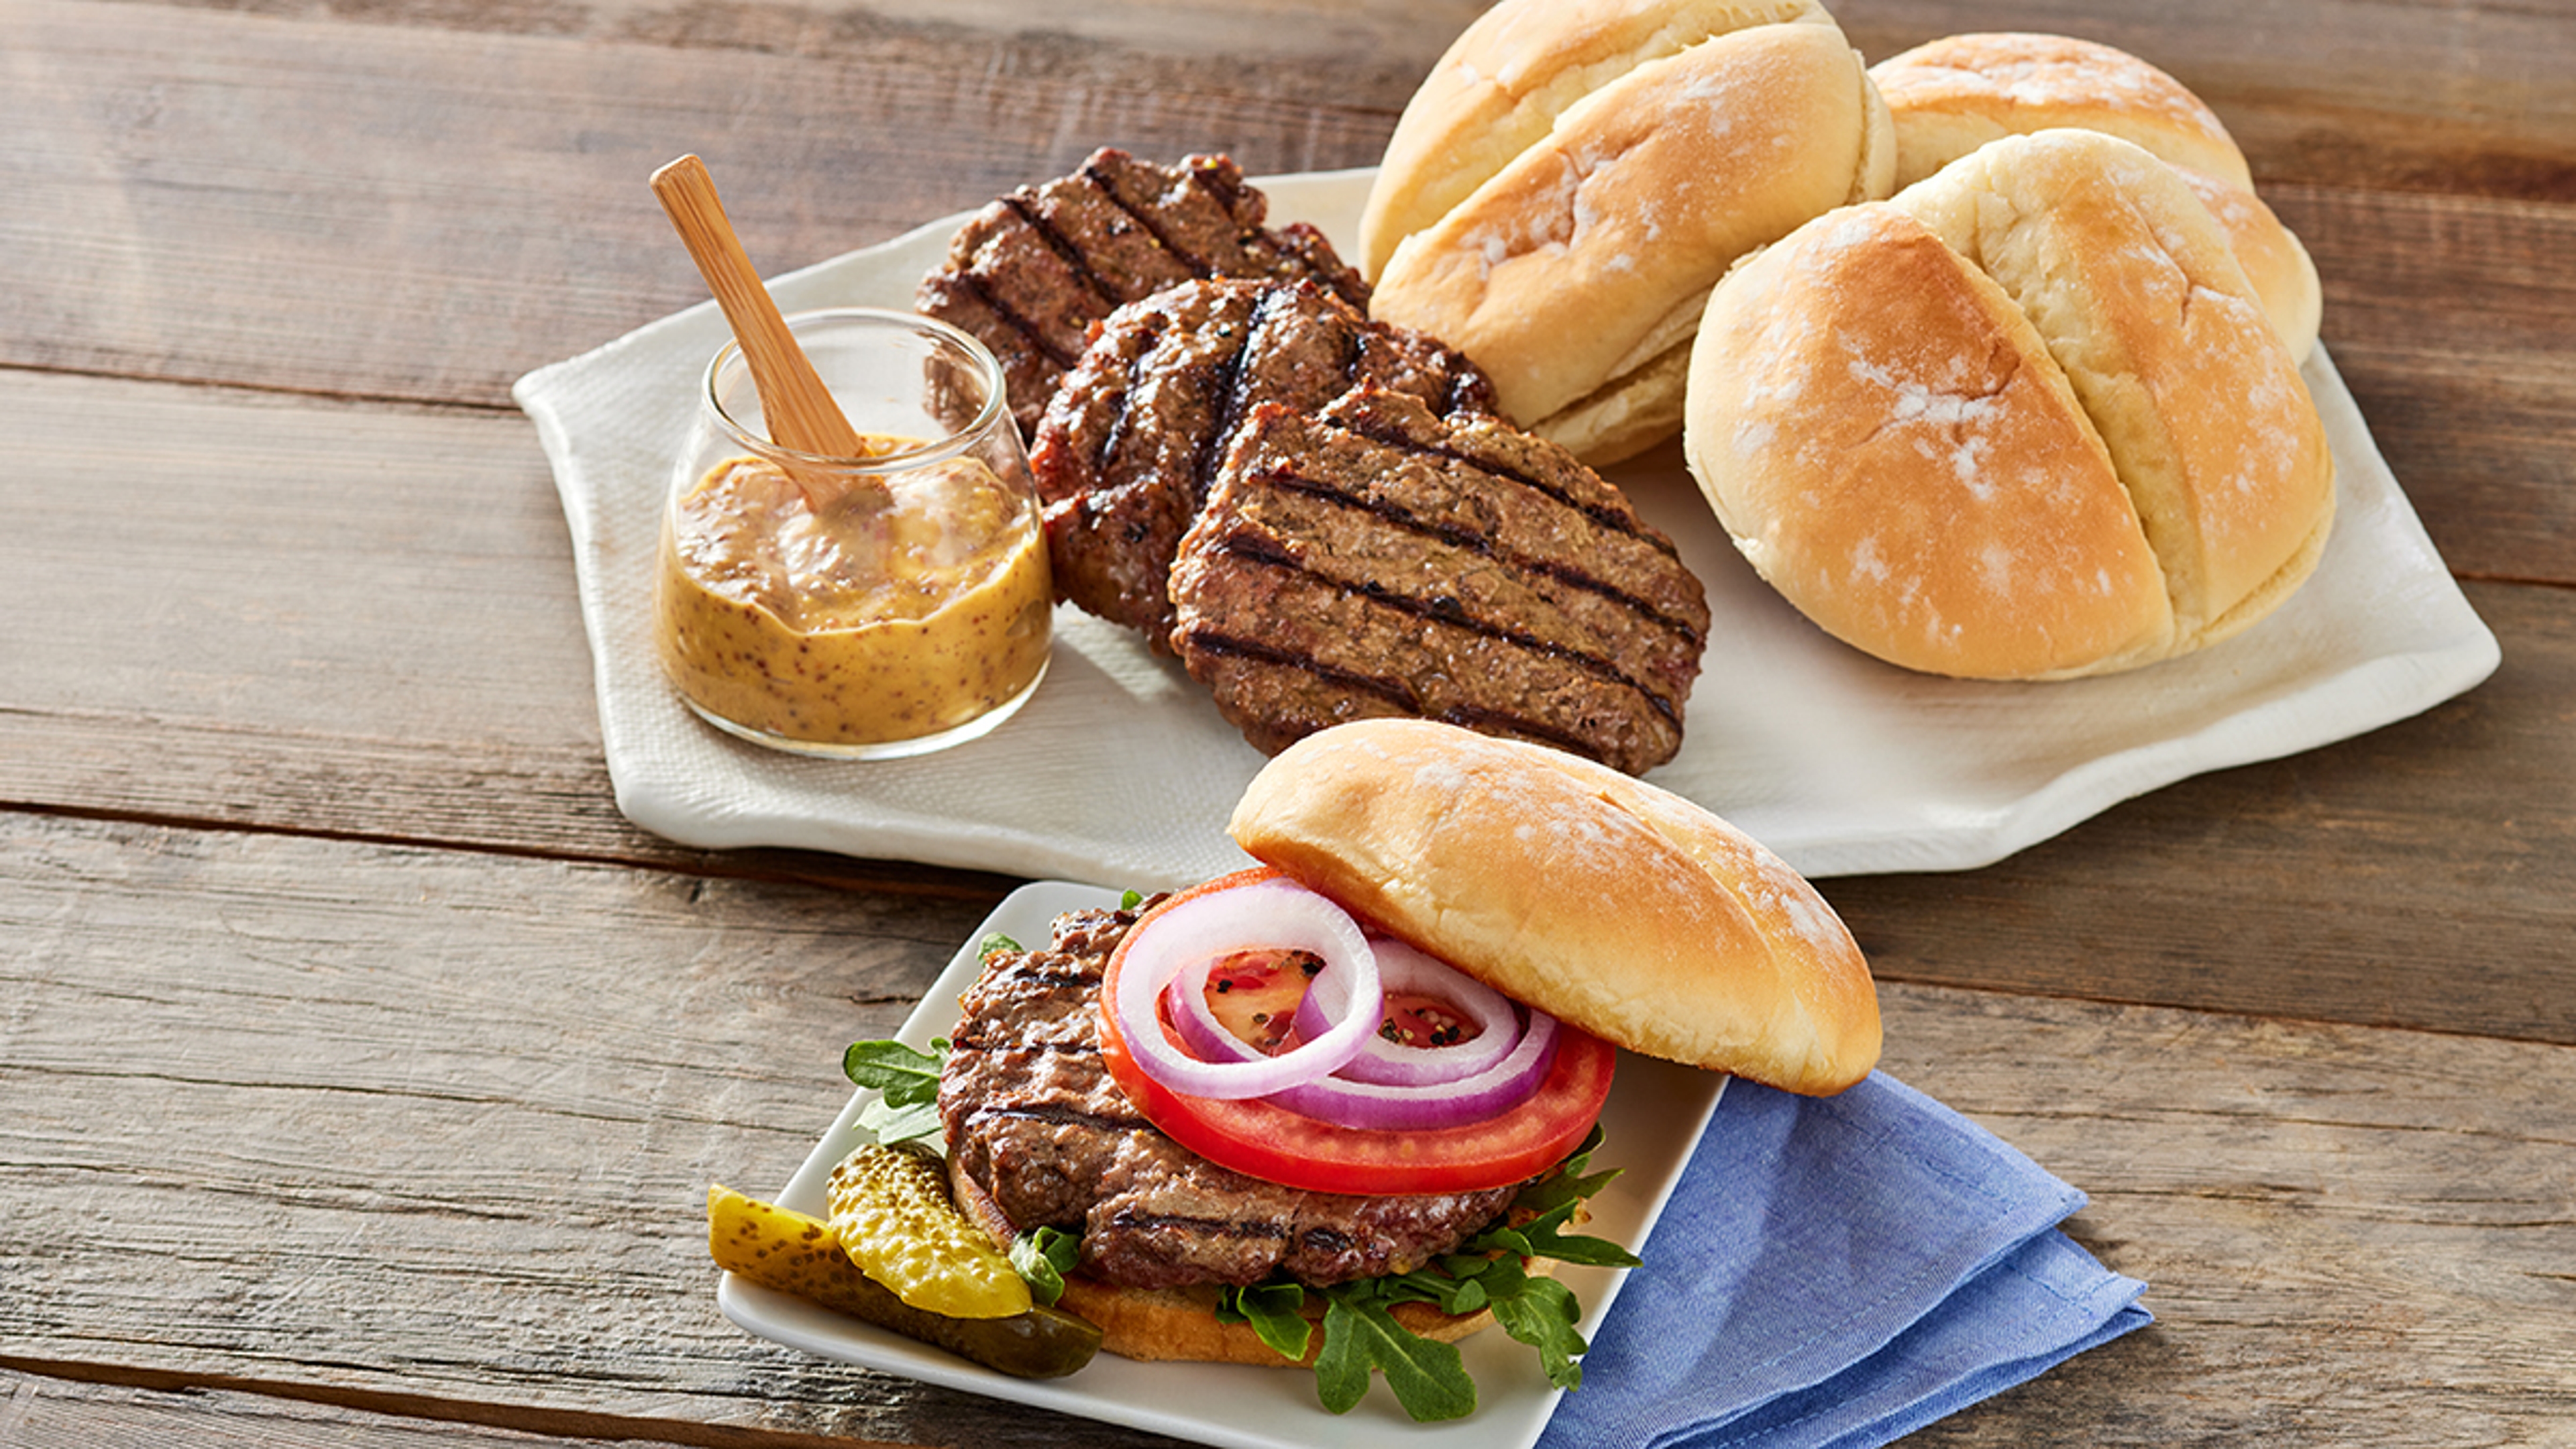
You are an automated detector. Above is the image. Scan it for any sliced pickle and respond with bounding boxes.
[707,1184,1101,1379]
[824,1143,1033,1319]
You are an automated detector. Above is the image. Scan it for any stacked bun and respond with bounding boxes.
[1683,130,2334,680]
[1233,718,1882,1096]
[1868,32,2320,362]
[1360,0,1894,466]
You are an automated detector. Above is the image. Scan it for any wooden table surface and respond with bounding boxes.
[5,0,2571,1443]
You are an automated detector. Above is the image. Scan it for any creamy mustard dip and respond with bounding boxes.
[654,445,1051,749]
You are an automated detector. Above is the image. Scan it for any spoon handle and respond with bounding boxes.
[651,154,864,459]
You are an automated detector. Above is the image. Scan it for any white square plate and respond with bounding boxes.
[518,168,2499,888]
[716,880,1727,1448]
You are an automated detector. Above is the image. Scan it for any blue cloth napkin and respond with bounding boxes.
[1540,1072,2149,1449]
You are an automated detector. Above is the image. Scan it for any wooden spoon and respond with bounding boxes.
[650,154,865,462]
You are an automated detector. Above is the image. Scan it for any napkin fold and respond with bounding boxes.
[1540,1072,2148,1449]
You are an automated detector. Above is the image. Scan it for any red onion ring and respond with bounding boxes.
[1169,973,1564,1132]
[1110,876,1379,1100]
[1295,937,1523,1086]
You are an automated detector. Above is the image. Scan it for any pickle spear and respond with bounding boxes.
[708,1183,1102,1379]
[825,1143,1031,1319]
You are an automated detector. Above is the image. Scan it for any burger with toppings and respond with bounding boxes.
[875,718,1882,1419]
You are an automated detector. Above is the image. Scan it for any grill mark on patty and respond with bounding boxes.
[966,1102,1157,1135]
[948,1030,1102,1057]
[972,959,1102,991]
[948,271,1082,371]
[1097,1208,1293,1244]
[1174,626,1617,757]
[1336,417,1683,561]
[998,194,1120,309]
[1083,158,1216,278]
[1093,313,1167,479]
[1187,158,1246,213]
[1195,539,1686,729]
[1255,465,1709,647]
[1189,284,1292,499]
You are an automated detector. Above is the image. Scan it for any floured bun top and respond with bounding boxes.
[1683,129,2334,682]
[1360,0,1893,465]
[1229,718,1882,1096]
[1356,0,1838,280]
[1868,32,2319,360]
[1868,31,2251,189]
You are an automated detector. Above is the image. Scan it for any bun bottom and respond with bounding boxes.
[1532,341,1692,468]
[1057,1277,1495,1367]
[949,1146,1501,1366]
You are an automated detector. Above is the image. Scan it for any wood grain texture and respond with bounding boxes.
[10,5,2565,582]
[4,0,2572,1442]
[3,0,2571,575]
[3,364,2568,1041]
[0,0,1401,407]
[3,814,2569,1446]
[0,1368,715,1449]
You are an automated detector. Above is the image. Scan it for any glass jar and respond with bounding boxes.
[653,309,1053,759]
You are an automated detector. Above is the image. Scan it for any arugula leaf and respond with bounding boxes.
[1217,1281,1316,1362]
[976,931,1022,960]
[1279,1134,1638,1421]
[844,1037,949,1146]
[1318,1296,1477,1421]
[1490,1275,1589,1391]
[1119,889,1144,910]
[1010,1226,1081,1307]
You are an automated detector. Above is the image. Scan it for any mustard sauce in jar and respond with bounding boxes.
[653,309,1053,758]
[655,446,1050,749]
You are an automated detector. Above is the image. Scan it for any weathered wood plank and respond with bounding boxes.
[1833,0,2576,200]
[1,364,2569,1039]
[0,0,1400,407]
[2,815,2569,1446]
[0,1368,716,1449]
[4,0,2573,567]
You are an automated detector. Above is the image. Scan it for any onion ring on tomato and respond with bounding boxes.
[1104,869,1379,1101]
[1170,971,1564,1130]
[1297,937,1523,1086]
[1105,1012,1618,1196]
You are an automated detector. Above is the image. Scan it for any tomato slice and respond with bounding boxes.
[1098,867,1617,1196]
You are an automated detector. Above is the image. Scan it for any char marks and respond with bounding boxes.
[1028,277,1493,647]
[1167,386,1711,776]
[917,148,1373,433]
[937,905,1519,1292]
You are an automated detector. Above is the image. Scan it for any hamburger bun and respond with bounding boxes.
[949,716,1877,1369]
[1364,1,1894,466]
[1230,718,1882,1096]
[1683,129,2336,681]
[947,1124,1510,1366]
[1868,32,2320,360]
[1356,0,1839,280]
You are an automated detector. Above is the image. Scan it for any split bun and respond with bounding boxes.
[1684,129,2335,681]
[1360,0,1894,466]
[1868,32,2320,361]
[1230,718,1882,1096]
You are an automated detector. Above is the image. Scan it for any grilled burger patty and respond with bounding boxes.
[937,904,1519,1291]
[1029,277,1495,647]
[1167,384,1711,775]
[917,149,1371,434]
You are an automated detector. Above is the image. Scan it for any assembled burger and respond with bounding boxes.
[930,718,1882,1415]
